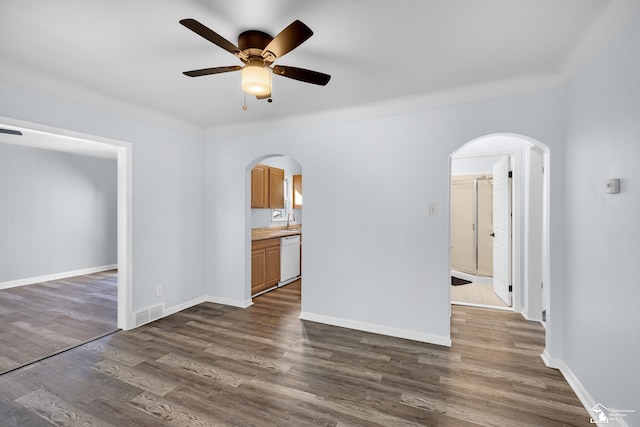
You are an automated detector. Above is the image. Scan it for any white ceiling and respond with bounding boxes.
[1,1,639,135]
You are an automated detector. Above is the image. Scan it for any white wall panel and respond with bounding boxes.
[564,10,640,424]
[205,89,565,347]
[0,143,117,282]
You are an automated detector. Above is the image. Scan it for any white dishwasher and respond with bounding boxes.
[279,235,301,286]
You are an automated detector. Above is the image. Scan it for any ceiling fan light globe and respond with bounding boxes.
[241,66,271,96]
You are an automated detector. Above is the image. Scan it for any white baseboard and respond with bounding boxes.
[299,311,452,347]
[451,270,492,285]
[205,295,253,308]
[521,311,543,324]
[162,296,206,318]
[0,264,118,290]
[540,351,629,427]
[540,348,562,369]
[160,294,252,319]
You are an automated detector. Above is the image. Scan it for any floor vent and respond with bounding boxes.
[135,304,164,327]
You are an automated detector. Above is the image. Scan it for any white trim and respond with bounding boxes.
[299,311,452,347]
[162,295,253,318]
[0,264,117,290]
[162,296,206,317]
[541,349,562,369]
[451,270,492,285]
[451,301,513,312]
[205,295,253,309]
[543,356,630,427]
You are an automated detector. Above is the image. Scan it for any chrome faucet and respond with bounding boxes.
[286,212,296,229]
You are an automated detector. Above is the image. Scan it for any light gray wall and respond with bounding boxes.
[205,89,565,347]
[0,82,206,313]
[564,10,640,423]
[0,144,116,282]
[451,156,502,175]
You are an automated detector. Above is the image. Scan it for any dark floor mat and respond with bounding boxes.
[451,277,472,286]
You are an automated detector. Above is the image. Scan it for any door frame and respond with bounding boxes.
[0,116,134,329]
[449,134,549,324]
[245,154,303,302]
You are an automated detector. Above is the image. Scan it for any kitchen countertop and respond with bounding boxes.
[251,226,302,241]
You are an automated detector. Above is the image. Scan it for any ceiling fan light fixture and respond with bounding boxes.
[241,65,271,96]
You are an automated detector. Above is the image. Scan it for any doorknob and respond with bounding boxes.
[490,232,495,237]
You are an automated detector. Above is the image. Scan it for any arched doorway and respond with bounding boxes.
[246,155,303,301]
[449,134,549,325]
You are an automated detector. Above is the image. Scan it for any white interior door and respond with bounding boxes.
[492,157,511,306]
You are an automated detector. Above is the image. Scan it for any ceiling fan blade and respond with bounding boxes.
[180,19,245,59]
[272,65,331,86]
[183,66,242,77]
[262,20,313,61]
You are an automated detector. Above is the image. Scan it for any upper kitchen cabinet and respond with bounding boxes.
[292,174,302,209]
[268,167,284,208]
[251,164,284,209]
[251,164,268,208]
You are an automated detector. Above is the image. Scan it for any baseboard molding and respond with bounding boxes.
[160,294,252,320]
[540,349,562,369]
[162,296,206,318]
[0,264,118,290]
[451,270,492,285]
[521,310,543,323]
[205,295,253,309]
[299,311,452,347]
[540,351,629,427]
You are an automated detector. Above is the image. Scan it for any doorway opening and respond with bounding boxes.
[0,117,133,337]
[246,155,303,302]
[449,134,549,325]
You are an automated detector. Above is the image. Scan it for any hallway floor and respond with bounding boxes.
[451,282,509,308]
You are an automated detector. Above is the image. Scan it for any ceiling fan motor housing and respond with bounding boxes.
[238,30,273,57]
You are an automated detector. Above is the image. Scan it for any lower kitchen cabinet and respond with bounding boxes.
[251,237,280,296]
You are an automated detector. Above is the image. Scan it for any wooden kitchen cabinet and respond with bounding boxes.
[251,164,284,209]
[251,164,268,208]
[292,174,302,209]
[251,237,281,296]
[268,167,284,208]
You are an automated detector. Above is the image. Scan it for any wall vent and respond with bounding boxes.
[149,304,163,321]
[134,304,164,327]
[135,310,149,327]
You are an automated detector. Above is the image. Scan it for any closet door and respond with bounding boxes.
[451,177,475,274]
[476,178,494,277]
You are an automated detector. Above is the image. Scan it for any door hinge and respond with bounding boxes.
[508,171,513,178]
[541,282,544,289]
[508,285,513,292]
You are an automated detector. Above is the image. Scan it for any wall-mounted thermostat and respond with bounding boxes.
[605,178,620,194]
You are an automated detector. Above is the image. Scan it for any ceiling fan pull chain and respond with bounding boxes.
[242,92,248,111]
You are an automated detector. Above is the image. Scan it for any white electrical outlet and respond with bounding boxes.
[155,285,163,297]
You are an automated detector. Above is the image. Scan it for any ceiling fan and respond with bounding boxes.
[180,19,331,100]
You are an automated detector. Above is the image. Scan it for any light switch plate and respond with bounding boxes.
[429,203,438,216]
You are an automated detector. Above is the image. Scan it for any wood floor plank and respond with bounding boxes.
[0,280,592,426]
[16,388,115,427]
[0,271,118,374]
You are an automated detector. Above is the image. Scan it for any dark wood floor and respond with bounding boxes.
[0,279,590,426]
[0,270,118,374]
